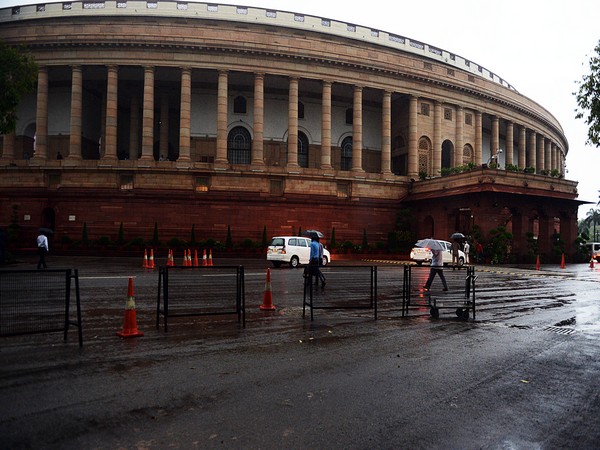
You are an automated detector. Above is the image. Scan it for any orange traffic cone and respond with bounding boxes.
[535,255,541,271]
[202,249,207,266]
[117,277,144,338]
[148,249,155,269]
[260,268,276,310]
[142,249,149,268]
[193,249,199,267]
[208,249,214,266]
[560,253,566,269]
[167,249,174,267]
[187,249,192,266]
[182,250,188,266]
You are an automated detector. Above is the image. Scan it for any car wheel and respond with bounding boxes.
[290,256,299,268]
[322,256,328,266]
[272,261,282,268]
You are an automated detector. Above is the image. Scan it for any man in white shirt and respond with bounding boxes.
[37,232,49,269]
[424,248,448,291]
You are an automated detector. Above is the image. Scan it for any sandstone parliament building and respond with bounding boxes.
[0,1,582,260]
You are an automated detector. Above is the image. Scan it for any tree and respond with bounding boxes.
[0,41,38,134]
[575,39,600,147]
[584,208,600,241]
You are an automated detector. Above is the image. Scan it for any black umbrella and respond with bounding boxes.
[302,229,324,239]
[39,227,54,235]
[450,232,466,241]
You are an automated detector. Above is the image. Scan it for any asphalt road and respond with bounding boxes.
[1,255,600,449]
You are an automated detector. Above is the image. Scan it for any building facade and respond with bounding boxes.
[0,1,581,260]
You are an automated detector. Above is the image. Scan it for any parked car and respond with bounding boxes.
[267,236,330,268]
[410,239,465,266]
[583,242,600,262]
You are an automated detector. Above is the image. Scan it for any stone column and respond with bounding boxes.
[455,106,464,167]
[433,101,441,175]
[505,121,514,166]
[103,65,118,161]
[159,93,169,160]
[129,95,139,160]
[287,77,299,168]
[537,135,545,172]
[251,73,265,166]
[140,66,155,161]
[551,143,557,171]
[518,125,526,169]
[381,90,392,174]
[528,130,536,171]
[33,66,48,160]
[178,67,191,161]
[545,139,552,171]
[1,131,15,160]
[474,111,482,165]
[407,95,418,177]
[352,85,364,172]
[491,115,500,161]
[320,80,333,169]
[215,70,229,165]
[68,65,82,160]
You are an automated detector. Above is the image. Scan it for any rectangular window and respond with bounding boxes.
[270,179,284,196]
[195,176,209,193]
[465,113,473,126]
[447,68,455,76]
[444,108,453,121]
[420,103,430,116]
[424,62,433,70]
[337,183,350,198]
[120,175,134,190]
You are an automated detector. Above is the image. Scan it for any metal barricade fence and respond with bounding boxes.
[0,269,83,347]
[156,265,245,332]
[303,265,377,320]
[401,265,477,320]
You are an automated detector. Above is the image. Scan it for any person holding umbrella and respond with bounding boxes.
[417,239,448,292]
[36,229,50,269]
[450,232,465,270]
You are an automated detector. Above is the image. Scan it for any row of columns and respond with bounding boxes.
[0,64,565,177]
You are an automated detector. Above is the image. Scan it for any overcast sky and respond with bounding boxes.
[3,0,599,218]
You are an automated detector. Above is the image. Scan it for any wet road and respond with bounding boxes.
[1,255,600,449]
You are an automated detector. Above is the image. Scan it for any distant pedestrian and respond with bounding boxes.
[451,240,460,270]
[463,241,470,264]
[476,242,484,264]
[424,248,448,292]
[37,231,49,269]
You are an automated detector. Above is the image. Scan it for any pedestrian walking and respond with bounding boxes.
[309,236,326,289]
[451,240,460,270]
[476,241,484,263]
[424,248,448,291]
[463,241,470,264]
[37,231,49,269]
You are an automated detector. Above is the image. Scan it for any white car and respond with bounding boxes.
[267,236,330,268]
[410,240,465,266]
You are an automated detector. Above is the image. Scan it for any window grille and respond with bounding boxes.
[341,137,352,171]
[227,127,251,164]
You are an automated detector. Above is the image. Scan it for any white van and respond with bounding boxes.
[584,242,600,262]
[267,236,330,268]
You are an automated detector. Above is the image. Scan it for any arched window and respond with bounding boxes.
[418,137,431,176]
[298,131,309,168]
[233,96,247,114]
[341,136,352,171]
[463,144,474,164]
[227,126,251,164]
[442,139,454,169]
